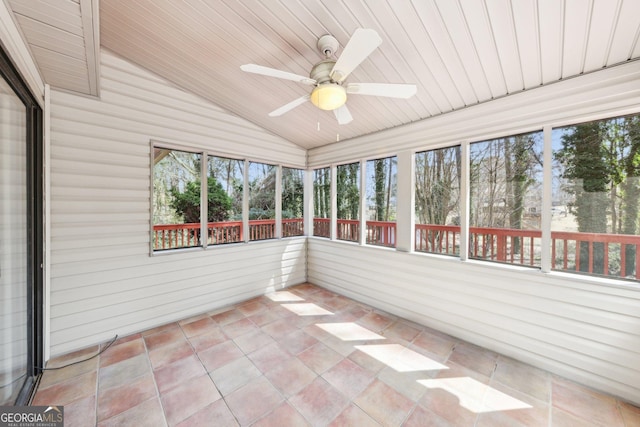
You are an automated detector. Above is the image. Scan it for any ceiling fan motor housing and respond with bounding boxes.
[317,34,339,57]
[309,59,336,84]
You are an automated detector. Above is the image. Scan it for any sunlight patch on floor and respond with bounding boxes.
[354,344,448,372]
[316,322,385,341]
[418,377,532,413]
[282,303,334,316]
[265,291,305,302]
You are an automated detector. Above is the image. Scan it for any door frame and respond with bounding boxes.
[0,41,44,405]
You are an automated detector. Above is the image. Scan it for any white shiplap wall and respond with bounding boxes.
[307,60,640,405]
[48,50,307,355]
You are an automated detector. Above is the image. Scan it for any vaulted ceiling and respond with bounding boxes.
[7,0,640,149]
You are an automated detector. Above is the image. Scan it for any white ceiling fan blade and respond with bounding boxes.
[330,29,382,83]
[241,64,316,85]
[333,104,353,125]
[347,82,417,99]
[268,95,310,117]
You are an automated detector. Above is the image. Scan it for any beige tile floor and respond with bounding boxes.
[33,283,640,426]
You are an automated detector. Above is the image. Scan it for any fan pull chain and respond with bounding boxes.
[317,121,320,131]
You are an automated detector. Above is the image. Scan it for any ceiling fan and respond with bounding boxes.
[240,29,417,125]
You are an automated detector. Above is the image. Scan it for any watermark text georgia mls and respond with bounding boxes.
[0,406,63,427]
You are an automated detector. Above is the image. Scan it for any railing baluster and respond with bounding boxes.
[153,221,640,280]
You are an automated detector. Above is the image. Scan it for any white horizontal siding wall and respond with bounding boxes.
[48,50,307,355]
[307,60,640,405]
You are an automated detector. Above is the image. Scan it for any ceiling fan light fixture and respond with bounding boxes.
[310,84,347,111]
[241,29,416,123]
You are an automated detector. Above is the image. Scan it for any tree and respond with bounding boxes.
[336,163,359,219]
[415,147,461,253]
[470,139,508,228]
[620,117,640,274]
[374,159,386,221]
[248,163,276,220]
[314,168,330,218]
[504,134,541,252]
[153,150,201,224]
[556,122,610,273]
[370,157,396,222]
[170,177,232,223]
[282,168,304,219]
[208,157,243,220]
[415,147,460,226]
[556,115,640,276]
[470,135,541,229]
[467,133,543,264]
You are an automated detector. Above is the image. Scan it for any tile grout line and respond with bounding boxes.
[548,373,553,427]
[94,341,102,426]
[142,331,168,427]
[183,312,242,427]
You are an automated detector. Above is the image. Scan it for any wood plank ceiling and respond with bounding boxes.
[9,0,640,149]
[7,0,99,96]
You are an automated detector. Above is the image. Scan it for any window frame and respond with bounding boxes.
[207,153,245,247]
[247,160,278,242]
[548,113,640,281]
[467,130,544,268]
[281,166,305,238]
[364,154,398,248]
[150,143,206,254]
[335,161,361,243]
[312,166,331,238]
[414,145,462,257]
[150,142,306,255]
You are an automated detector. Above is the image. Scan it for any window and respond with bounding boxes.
[313,167,330,237]
[552,114,640,280]
[306,112,640,285]
[469,131,543,267]
[153,146,305,250]
[248,161,276,241]
[282,167,304,237]
[366,156,397,247]
[415,146,461,255]
[153,148,202,250]
[207,155,243,245]
[336,162,360,242]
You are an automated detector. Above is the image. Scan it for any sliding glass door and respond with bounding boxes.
[0,73,28,405]
[0,46,43,405]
